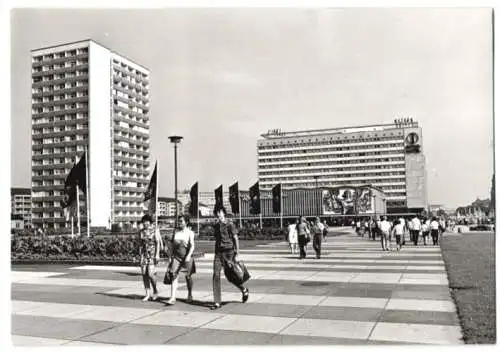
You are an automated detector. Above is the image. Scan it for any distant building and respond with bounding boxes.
[257,119,427,214]
[11,187,32,228]
[157,197,183,217]
[11,214,24,230]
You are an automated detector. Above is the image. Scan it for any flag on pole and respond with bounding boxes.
[272,183,282,213]
[214,185,223,214]
[144,161,157,215]
[249,181,261,215]
[189,182,199,217]
[229,182,240,214]
[61,152,87,208]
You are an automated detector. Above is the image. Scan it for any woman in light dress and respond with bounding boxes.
[287,218,299,255]
[166,214,196,305]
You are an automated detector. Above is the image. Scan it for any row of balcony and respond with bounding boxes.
[114,109,148,128]
[114,145,149,157]
[32,96,88,109]
[32,128,89,140]
[32,74,89,88]
[32,106,88,119]
[114,95,149,112]
[32,64,89,78]
[32,53,89,66]
[32,85,88,98]
[32,140,88,151]
[113,85,149,104]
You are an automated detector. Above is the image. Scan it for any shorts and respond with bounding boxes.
[168,256,196,278]
[395,234,402,245]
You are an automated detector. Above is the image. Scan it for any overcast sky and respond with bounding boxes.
[10,8,494,208]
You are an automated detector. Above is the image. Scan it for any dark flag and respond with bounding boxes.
[229,182,240,214]
[272,183,282,213]
[189,182,199,217]
[249,181,261,215]
[144,162,157,202]
[144,161,157,215]
[61,152,87,208]
[214,185,223,214]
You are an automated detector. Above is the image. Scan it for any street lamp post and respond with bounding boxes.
[169,136,183,229]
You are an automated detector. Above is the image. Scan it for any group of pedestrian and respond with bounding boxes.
[137,207,249,310]
[376,215,447,251]
[287,216,328,259]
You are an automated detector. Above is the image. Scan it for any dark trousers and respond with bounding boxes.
[213,250,244,304]
[313,234,322,259]
[431,230,439,245]
[411,230,419,245]
[298,234,308,259]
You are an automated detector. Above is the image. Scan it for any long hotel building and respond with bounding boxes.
[31,39,150,229]
[257,121,428,213]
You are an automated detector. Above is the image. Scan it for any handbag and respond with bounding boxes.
[163,270,173,285]
[224,256,251,286]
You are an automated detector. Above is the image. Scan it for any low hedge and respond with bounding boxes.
[11,234,154,262]
[198,224,286,240]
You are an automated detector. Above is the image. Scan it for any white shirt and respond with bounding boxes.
[411,217,422,231]
[380,220,391,233]
[430,220,440,230]
[393,223,405,235]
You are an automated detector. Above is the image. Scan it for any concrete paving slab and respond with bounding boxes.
[12,334,69,346]
[80,323,191,345]
[167,328,275,344]
[12,315,118,341]
[386,298,456,312]
[201,314,296,334]
[280,318,375,339]
[369,322,462,344]
[131,309,223,328]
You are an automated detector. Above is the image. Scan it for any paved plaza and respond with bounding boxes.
[11,228,463,345]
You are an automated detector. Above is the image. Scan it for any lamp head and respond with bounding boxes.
[169,136,183,143]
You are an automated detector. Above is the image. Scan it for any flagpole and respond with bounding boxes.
[84,147,90,237]
[77,187,81,236]
[259,196,262,230]
[280,186,283,229]
[155,160,159,230]
[238,194,242,229]
[197,183,200,237]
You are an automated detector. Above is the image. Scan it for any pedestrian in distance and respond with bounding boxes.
[165,214,196,305]
[379,216,392,251]
[391,219,405,252]
[138,214,164,302]
[410,215,422,246]
[211,207,249,310]
[297,216,311,259]
[421,217,430,245]
[430,217,440,245]
[312,217,324,259]
[287,218,299,255]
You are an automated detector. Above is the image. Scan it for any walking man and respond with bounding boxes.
[211,207,249,310]
[411,215,422,246]
[379,216,391,251]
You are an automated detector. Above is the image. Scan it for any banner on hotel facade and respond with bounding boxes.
[322,187,373,215]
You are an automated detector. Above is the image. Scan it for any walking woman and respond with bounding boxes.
[165,214,196,305]
[287,218,299,255]
[430,217,440,245]
[211,207,249,310]
[312,217,324,259]
[138,214,164,301]
[297,216,310,259]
